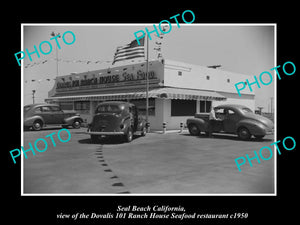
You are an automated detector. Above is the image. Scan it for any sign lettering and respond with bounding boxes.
[56,70,157,90]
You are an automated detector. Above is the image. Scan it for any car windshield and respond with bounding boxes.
[96,104,122,113]
[241,107,253,113]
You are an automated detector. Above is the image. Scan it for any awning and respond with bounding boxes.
[45,87,226,102]
[149,87,226,101]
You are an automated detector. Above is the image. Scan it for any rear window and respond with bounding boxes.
[24,105,31,113]
[242,107,252,113]
[96,104,122,113]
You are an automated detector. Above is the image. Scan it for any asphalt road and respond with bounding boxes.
[23,127,275,194]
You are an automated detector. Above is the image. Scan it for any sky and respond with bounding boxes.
[23,24,275,111]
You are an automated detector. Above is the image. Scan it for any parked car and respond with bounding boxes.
[86,101,147,143]
[24,103,83,131]
[186,104,274,140]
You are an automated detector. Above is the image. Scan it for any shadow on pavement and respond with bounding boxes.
[78,135,143,145]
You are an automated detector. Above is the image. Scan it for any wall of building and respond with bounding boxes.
[147,99,163,131]
[163,59,255,96]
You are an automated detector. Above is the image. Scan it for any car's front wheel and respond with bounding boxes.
[32,120,43,131]
[72,119,81,129]
[237,127,251,140]
[188,123,200,136]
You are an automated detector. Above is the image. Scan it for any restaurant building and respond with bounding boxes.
[46,59,255,131]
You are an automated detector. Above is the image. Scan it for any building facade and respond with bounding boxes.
[46,59,255,131]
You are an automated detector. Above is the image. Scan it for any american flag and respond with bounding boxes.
[112,37,145,64]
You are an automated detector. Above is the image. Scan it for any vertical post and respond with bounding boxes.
[51,32,60,77]
[146,33,150,132]
[180,122,183,133]
[162,122,166,134]
[32,90,36,104]
[270,97,273,115]
[56,42,59,77]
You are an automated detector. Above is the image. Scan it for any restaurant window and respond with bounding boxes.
[59,102,73,110]
[130,98,155,116]
[178,71,182,76]
[171,100,196,116]
[74,101,90,110]
[199,100,212,113]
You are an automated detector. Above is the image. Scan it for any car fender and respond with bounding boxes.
[237,119,266,136]
[24,115,45,127]
[121,116,131,131]
[136,118,146,131]
[186,118,207,131]
[64,116,83,125]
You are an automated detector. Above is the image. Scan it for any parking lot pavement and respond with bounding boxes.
[23,127,275,194]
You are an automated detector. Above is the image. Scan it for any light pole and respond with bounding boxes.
[257,107,263,115]
[145,34,150,132]
[32,90,36,104]
[270,97,273,115]
[50,32,61,77]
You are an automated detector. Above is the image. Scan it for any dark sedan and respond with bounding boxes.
[86,101,147,143]
[24,103,83,131]
[187,104,274,140]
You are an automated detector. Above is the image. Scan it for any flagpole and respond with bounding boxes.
[145,35,150,132]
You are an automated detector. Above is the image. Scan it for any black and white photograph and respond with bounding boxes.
[5,5,298,225]
[21,24,275,195]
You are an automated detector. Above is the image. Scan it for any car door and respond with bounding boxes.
[214,107,225,132]
[49,106,65,124]
[41,106,53,124]
[223,109,239,133]
[33,106,42,117]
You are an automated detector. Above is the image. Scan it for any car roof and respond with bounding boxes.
[24,103,59,108]
[215,104,248,109]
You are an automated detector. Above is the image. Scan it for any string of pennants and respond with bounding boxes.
[153,25,167,59]
[24,78,54,83]
[24,58,113,84]
[24,28,167,70]
[24,58,113,69]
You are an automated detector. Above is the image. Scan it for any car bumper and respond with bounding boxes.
[265,129,274,135]
[251,127,274,136]
[86,131,125,136]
